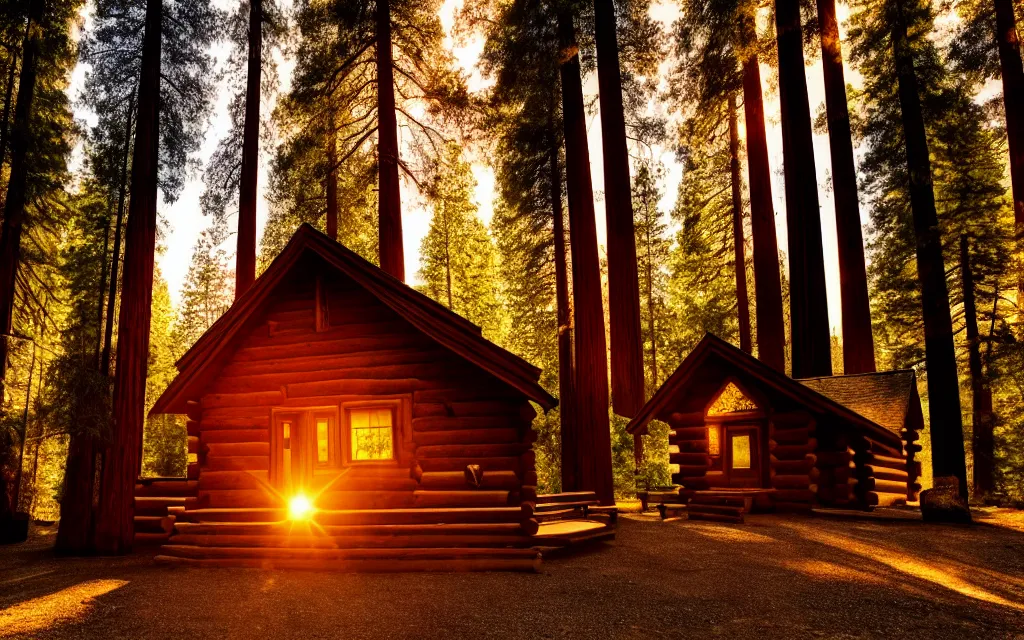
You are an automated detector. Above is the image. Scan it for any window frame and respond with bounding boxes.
[341,399,403,466]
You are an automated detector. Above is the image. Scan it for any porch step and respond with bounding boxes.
[154,545,541,572]
[167,532,534,549]
[176,506,525,526]
[688,493,746,524]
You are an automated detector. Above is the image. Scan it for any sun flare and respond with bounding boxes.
[288,495,314,521]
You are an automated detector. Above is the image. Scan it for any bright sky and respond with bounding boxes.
[70,0,866,338]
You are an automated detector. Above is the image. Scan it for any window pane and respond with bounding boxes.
[283,421,291,450]
[350,408,394,460]
[316,419,329,463]
[731,435,751,469]
[707,427,720,456]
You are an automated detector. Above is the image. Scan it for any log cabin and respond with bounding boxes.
[628,334,923,520]
[144,224,561,570]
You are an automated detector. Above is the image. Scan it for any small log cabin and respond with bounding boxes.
[628,334,923,513]
[146,224,557,570]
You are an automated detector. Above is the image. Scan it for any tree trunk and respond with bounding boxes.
[55,434,97,554]
[960,236,994,497]
[101,89,136,378]
[818,0,875,374]
[738,12,786,372]
[326,113,338,240]
[992,0,1024,305]
[729,93,752,354]
[594,0,644,418]
[93,0,162,555]
[550,143,577,493]
[774,0,832,378]
[376,0,404,281]
[0,0,42,415]
[891,5,969,501]
[558,12,614,505]
[235,0,262,299]
[0,20,24,171]
[95,213,112,366]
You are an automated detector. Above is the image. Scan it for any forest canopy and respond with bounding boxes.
[0,0,1022,537]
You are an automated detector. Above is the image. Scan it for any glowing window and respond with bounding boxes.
[350,408,394,461]
[708,427,721,456]
[707,382,758,415]
[283,422,291,450]
[316,419,329,463]
[731,435,751,469]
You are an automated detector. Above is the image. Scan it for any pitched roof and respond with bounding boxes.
[626,333,904,449]
[151,224,556,414]
[797,370,917,436]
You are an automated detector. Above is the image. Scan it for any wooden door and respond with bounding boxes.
[725,426,761,488]
[272,409,341,497]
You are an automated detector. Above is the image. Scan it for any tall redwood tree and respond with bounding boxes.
[558,11,614,505]
[728,93,752,354]
[93,0,162,554]
[376,0,404,281]
[0,0,42,531]
[890,1,969,500]
[775,0,832,378]
[960,236,994,496]
[818,0,875,374]
[550,143,577,492]
[738,11,785,371]
[991,0,1024,302]
[593,0,644,418]
[235,0,262,299]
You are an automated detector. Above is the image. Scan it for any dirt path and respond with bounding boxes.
[2,513,1022,639]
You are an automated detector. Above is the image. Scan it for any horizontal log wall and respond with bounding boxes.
[191,277,537,527]
[768,411,816,511]
[666,412,710,495]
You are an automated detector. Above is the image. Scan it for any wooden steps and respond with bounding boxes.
[687,493,746,524]
[155,548,541,572]
[133,477,198,545]
[156,505,542,572]
[529,493,616,552]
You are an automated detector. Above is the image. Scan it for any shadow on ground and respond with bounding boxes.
[1,513,1022,639]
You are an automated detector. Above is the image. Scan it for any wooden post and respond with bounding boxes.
[774,0,832,378]
[890,4,969,500]
[235,0,262,299]
[558,12,614,505]
[818,0,875,374]
[738,12,785,372]
[594,0,644,418]
[728,93,752,354]
[93,0,162,554]
[376,0,404,281]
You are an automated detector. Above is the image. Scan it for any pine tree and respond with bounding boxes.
[0,0,80,536]
[173,226,233,354]
[272,0,470,282]
[417,144,502,339]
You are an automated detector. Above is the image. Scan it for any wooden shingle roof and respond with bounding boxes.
[151,224,556,414]
[798,370,917,436]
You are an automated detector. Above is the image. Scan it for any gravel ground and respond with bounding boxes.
[2,512,1023,639]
